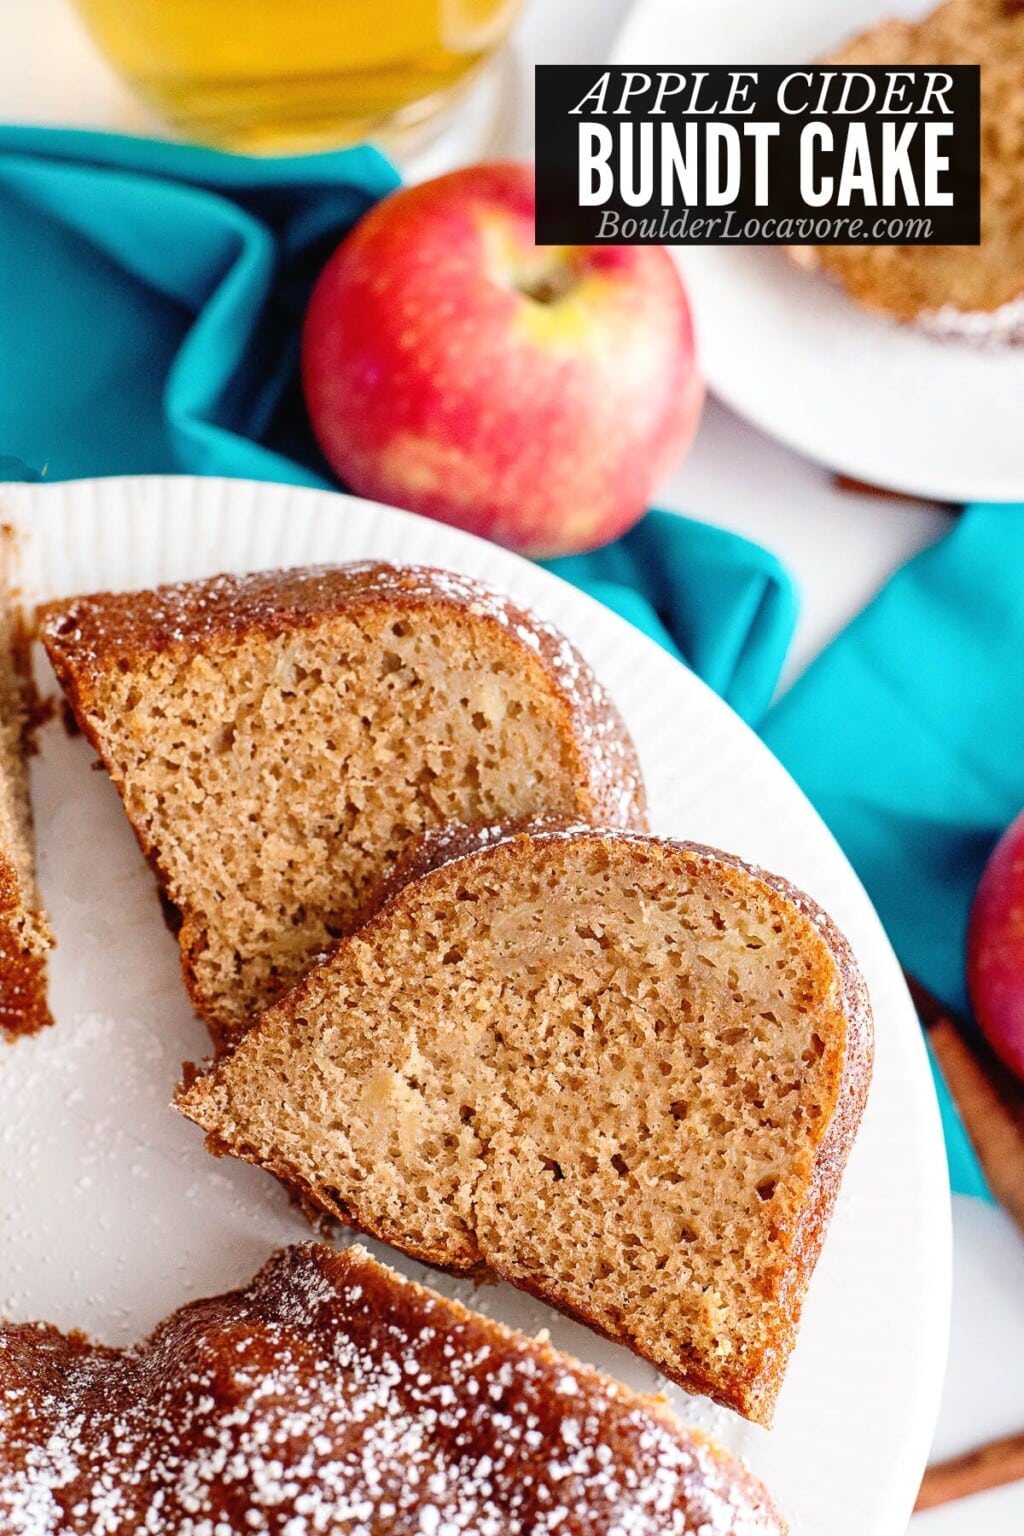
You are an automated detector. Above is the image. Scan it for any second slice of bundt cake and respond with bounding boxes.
[39,563,645,1048]
[178,824,873,1425]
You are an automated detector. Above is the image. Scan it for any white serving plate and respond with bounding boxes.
[613,0,1024,504]
[0,475,950,1535]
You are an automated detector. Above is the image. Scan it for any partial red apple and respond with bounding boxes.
[968,808,1024,1082]
[301,162,703,558]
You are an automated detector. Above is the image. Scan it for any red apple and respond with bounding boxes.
[301,162,703,558]
[968,808,1024,1082]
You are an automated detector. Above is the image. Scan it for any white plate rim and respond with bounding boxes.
[0,473,951,1536]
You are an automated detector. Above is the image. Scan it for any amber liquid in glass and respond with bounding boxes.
[74,0,520,151]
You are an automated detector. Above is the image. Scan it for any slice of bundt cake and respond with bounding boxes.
[792,0,1024,339]
[178,825,873,1426]
[0,1241,787,1535]
[0,580,52,1038]
[39,564,645,1049]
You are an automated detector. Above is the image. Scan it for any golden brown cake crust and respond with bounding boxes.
[0,1241,787,1535]
[361,823,873,1360]
[0,895,52,1039]
[38,562,646,833]
[348,827,872,1422]
[794,0,1024,330]
[39,563,646,1048]
[0,568,53,1040]
[179,826,873,1425]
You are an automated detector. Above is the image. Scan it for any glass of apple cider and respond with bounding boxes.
[72,0,522,153]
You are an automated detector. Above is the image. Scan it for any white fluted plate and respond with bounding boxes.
[0,475,950,1535]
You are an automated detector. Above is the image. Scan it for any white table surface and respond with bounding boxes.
[1,1,1022,1531]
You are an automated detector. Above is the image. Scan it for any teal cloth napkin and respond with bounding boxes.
[0,126,795,724]
[764,504,1024,1201]
[0,127,1002,1201]
[0,126,399,484]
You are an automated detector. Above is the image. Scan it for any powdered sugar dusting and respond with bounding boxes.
[39,561,646,835]
[353,563,645,830]
[0,1244,783,1535]
[917,292,1024,347]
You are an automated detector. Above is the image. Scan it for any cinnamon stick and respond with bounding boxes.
[916,1432,1024,1512]
[833,473,926,503]
[905,976,1024,1511]
[905,973,1024,1238]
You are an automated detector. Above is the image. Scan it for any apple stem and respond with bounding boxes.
[518,267,578,306]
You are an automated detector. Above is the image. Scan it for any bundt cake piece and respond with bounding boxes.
[178,824,873,1426]
[0,580,52,1038]
[39,563,645,1048]
[0,1241,787,1535]
[792,0,1024,339]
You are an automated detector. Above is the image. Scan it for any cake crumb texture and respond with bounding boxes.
[39,563,645,1048]
[178,826,873,1426]
[0,559,53,1039]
